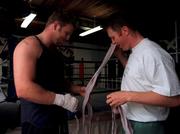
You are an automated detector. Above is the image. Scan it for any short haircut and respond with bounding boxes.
[46,9,78,28]
[102,13,138,32]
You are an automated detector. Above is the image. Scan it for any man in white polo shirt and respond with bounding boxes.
[104,13,180,134]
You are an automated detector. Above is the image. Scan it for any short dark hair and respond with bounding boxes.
[102,13,138,32]
[46,9,78,28]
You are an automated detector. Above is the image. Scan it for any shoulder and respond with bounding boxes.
[14,36,43,58]
[15,36,42,50]
[142,39,172,62]
[135,39,162,59]
[130,39,162,67]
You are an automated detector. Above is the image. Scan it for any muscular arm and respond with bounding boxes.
[13,37,55,105]
[107,91,180,107]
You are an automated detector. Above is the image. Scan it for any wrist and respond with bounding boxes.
[127,91,133,102]
[53,94,64,106]
[53,93,78,112]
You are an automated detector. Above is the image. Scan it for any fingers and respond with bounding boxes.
[81,86,86,92]
[106,96,112,104]
[106,91,126,107]
[106,94,112,104]
[80,86,86,96]
[106,97,118,107]
[106,94,116,107]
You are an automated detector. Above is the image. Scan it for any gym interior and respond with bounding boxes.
[0,0,180,134]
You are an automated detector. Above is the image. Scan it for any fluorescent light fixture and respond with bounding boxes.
[21,13,37,28]
[80,26,91,31]
[79,26,103,37]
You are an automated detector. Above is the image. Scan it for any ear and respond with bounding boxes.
[121,26,129,35]
[53,21,62,31]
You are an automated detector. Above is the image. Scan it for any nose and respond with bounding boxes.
[111,39,116,45]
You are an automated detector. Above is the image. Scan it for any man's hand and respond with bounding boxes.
[53,94,78,112]
[114,47,124,58]
[71,85,86,96]
[79,86,86,96]
[106,91,131,107]
[113,47,127,67]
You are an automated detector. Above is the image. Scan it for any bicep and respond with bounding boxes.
[13,42,40,90]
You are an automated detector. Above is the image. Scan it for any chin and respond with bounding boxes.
[122,48,128,51]
[125,48,130,51]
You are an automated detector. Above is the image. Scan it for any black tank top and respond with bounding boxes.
[21,36,69,128]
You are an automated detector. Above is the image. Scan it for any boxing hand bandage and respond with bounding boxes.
[53,94,78,112]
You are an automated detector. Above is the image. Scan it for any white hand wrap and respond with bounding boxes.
[53,94,78,112]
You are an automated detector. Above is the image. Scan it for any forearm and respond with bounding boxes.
[128,91,180,107]
[16,82,55,105]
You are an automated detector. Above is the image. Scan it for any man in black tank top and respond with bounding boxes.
[13,9,85,134]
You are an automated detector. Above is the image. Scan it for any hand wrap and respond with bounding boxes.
[53,94,78,112]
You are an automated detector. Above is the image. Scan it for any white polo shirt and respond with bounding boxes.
[121,38,180,122]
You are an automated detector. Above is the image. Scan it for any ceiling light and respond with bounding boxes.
[80,26,91,31]
[79,26,103,37]
[21,13,37,28]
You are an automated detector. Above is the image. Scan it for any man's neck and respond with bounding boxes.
[131,32,144,48]
[37,31,53,48]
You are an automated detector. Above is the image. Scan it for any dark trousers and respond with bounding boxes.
[121,120,165,134]
[22,122,69,134]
